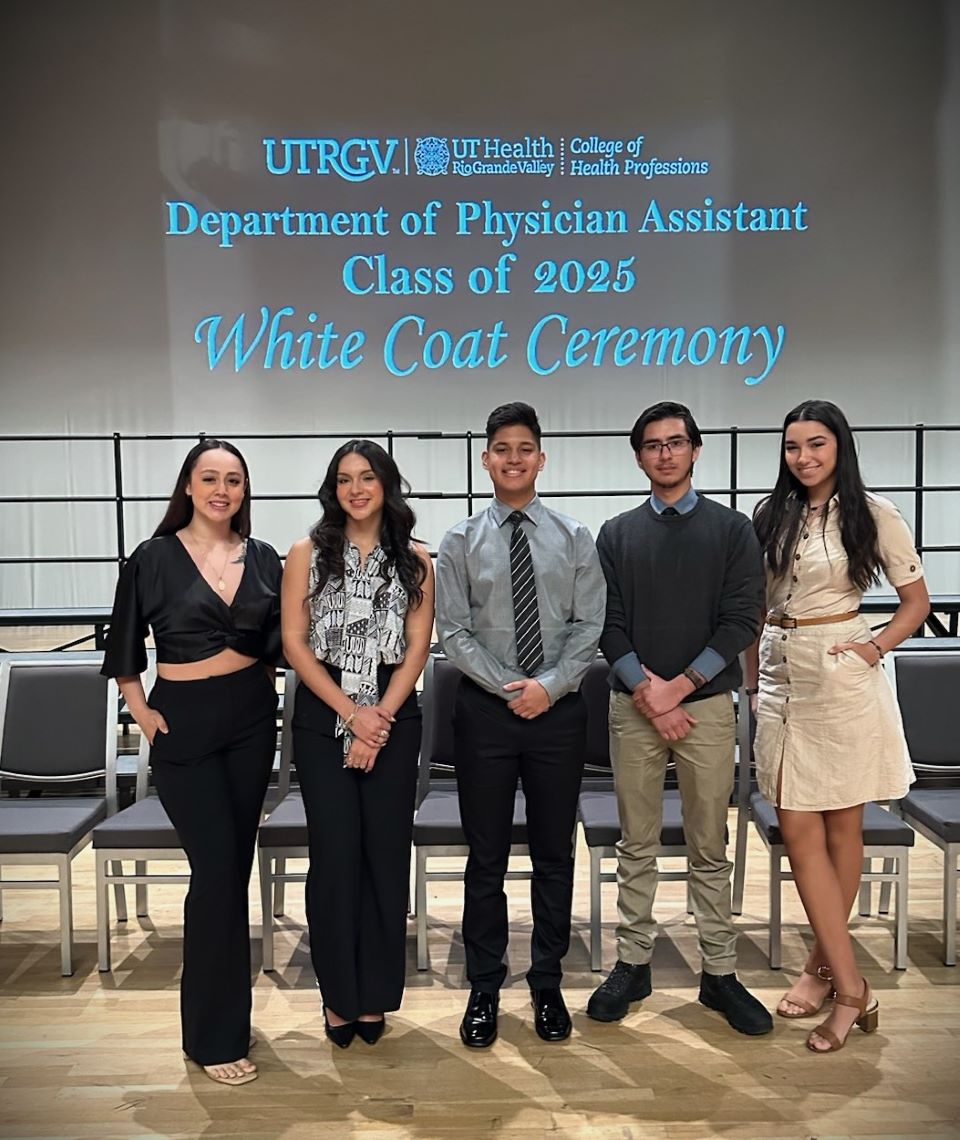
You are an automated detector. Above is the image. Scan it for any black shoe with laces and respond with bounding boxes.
[698,972,774,1036]
[586,960,652,1022]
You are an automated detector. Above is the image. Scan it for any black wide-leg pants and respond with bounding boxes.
[454,679,587,993]
[148,663,278,1066]
[293,669,420,1022]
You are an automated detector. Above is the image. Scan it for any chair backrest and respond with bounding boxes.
[894,652,960,773]
[581,657,613,773]
[417,655,462,805]
[0,659,118,807]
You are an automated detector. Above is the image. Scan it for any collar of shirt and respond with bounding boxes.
[490,494,543,527]
[649,487,699,515]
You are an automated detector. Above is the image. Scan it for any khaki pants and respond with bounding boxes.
[609,689,737,975]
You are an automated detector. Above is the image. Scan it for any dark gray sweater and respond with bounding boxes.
[596,495,764,700]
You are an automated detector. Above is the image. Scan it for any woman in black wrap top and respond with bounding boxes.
[101,439,282,1087]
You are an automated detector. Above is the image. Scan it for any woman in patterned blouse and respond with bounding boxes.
[282,440,434,1048]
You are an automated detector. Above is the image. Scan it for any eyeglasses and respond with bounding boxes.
[639,436,692,457]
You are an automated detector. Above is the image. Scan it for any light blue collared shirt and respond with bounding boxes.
[612,487,727,689]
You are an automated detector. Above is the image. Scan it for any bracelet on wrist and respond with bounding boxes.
[869,639,885,663]
[682,666,706,690]
[343,709,357,731]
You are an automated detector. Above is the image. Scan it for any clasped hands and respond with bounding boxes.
[632,666,698,741]
[345,703,395,773]
[503,677,551,719]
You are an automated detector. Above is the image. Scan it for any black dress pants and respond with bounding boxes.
[454,679,587,992]
[293,667,420,1022]
[148,663,278,1066]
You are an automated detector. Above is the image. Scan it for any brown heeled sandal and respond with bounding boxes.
[777,964,835,1019]
[806,979,878,1052]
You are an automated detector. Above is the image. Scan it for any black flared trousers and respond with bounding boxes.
[293,669,420,1022]
[148,663,278,1065]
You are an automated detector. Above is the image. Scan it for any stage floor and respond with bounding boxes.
[0,822,958,1139]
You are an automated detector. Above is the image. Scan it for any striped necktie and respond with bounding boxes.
[507,510,544,676]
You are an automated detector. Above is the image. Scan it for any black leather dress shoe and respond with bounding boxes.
[531,987,572,1042]
[460,989,499,1048]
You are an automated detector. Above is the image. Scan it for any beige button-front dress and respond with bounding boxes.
[755,493,923,811]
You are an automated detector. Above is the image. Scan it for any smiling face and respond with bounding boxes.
[185,447,246,525]
[635,416,700,495]
[784,419,838,503]
[336,450,385,523]
[482,424,545,506]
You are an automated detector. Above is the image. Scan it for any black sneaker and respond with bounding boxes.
[586,961,652,1022]
[698,973,774,1036]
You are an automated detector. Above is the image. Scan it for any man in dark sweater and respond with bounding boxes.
[586,401,772,1036]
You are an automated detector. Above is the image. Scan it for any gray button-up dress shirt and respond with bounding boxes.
[435,495,606,704]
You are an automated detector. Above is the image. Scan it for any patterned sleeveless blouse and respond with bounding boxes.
[308,543,409,751]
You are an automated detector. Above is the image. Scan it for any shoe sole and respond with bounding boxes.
[698,993,774,1036]
[586,981,653,1023]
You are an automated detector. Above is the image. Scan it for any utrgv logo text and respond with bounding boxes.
[263,137,400,181]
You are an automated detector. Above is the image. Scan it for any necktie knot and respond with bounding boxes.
[661,506,679,516]
[507,510,527,528]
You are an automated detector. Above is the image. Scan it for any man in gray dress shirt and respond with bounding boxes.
[436,401,605,1048]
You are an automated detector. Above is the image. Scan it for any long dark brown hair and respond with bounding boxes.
[309,440,425,605]
[753,400,882,592]
[153,439,252,539]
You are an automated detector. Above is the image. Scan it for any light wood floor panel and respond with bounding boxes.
[1,823,958,1139]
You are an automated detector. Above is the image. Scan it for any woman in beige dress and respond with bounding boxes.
[747,400,929,1053]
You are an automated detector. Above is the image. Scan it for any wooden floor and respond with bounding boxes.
[1,823,958,1140]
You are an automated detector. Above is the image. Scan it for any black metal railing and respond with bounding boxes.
[0,423,958,568]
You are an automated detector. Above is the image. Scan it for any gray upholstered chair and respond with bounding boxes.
[0,658,119,975]
[256,672,304,973]
[92,730,186,972]
[577,658,727,971]
[895,652,960,965]
[413,655,531,971]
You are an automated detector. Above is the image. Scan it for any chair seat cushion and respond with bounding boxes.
[258,793,308,847]
[751,793,916,847]
[414,788,527,847]
[901,788,960,843]
[579,789,728,849]
[91,796,179,849]
[0,797,106,854]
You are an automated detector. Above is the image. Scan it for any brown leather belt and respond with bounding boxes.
[766,610,859,629]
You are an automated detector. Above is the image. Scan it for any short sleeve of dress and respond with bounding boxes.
[101,546,149,677]
[871,496,924,588]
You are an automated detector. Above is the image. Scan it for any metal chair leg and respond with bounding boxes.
[945,844,958,967]
[878,858,894,915]
[135,860,148,917]
[97,852,111,972]
[769,847,782,969]
[259,849,274,973]
[112,860,128,923]
[273,858,286,918]
[58,855,74,977]
[732,804,749,915]
[894,850,908,970]
[590,848,602,972]
[858,858,872,916]
[416,848,428,971]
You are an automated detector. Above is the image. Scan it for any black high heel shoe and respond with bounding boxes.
[323,1009,356,1049]
[355,1017,385,1045]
